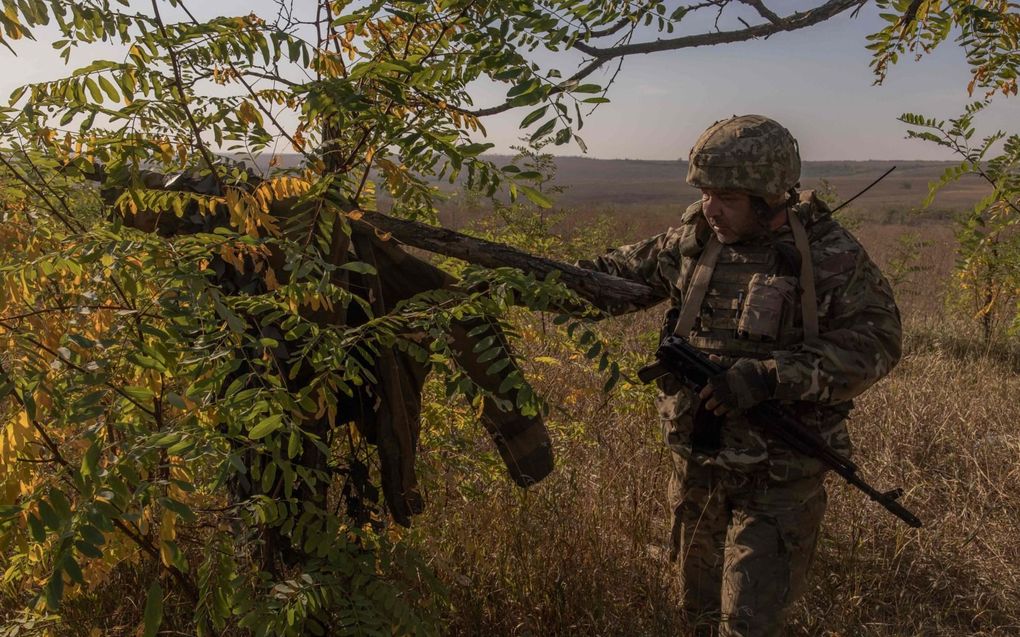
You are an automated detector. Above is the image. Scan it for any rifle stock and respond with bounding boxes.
[638,336,922,528]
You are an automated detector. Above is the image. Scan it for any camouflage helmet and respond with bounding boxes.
[686,114,800,201]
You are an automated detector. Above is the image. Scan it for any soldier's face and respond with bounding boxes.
[700,189,760,244]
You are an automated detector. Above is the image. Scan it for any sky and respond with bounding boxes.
[2,1,1016,162]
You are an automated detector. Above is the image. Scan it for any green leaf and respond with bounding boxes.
[477,347,502,363]
[62,556,84,585]
[165,392,187,409]
[498,371,522,394]
[159,497,197,523]
[98,75,119,101]
[129,352,166,372]
[458,142,494,156]
[84,77,102,103]
[472,335,496,353]
[518,185,552,208]
[27,513,46,542]
[530,118,556,142]
[143,580,164,637]
[485,358,512,376]
[37,500,61,530]
[520,105,548,128]
[75,539,103,559]
[80,524,106,546]
[211,292,246,334]
[49,490,72,520]
[8,84,26,104]
[339,261,377,275]
[45,570,64,611]
[506,78,539,99]
[249,414,284,440]
[123,385,155,402]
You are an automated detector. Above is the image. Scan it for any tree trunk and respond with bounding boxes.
[353,211,660,312]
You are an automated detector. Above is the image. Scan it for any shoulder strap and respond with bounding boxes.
[672,236,722,337]
[788,211,819,340]
[672,214,819,341]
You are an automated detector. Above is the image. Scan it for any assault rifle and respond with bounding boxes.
[637,336,922,528]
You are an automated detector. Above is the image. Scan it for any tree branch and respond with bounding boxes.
[572,0,862,58]
[0,360,198,601]
[469,0,863,118]
[738,0,781,24]
[150,1,225,188]
[587,16,635,39]
[352,210,660,311]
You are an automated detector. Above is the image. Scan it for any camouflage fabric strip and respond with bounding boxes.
[788,211,818,340]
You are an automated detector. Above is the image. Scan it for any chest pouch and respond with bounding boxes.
[737,273,798,342]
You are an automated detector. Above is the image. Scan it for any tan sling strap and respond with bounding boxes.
[673,235,723,337]
[671,209,819,341]
[788,210,819,340]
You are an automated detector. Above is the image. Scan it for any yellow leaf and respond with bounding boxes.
[238,100,260,126]
[0,411,35,501]
[264,267,280,291]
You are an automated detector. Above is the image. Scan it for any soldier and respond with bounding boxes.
[578,115,902,636]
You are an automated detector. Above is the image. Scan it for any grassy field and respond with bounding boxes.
[409,173,1020,636]
[3,158,1017,636]
[437,156,990,236]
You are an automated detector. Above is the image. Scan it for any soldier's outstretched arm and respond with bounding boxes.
[575,230,679,315]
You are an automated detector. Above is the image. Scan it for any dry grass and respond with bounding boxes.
[4,190,1018,635]
[411,220,1020,636]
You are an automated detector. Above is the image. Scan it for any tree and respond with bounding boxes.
[0,1,866,634]
[869,0,1020,337]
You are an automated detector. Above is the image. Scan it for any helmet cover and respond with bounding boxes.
[686,114,801,201]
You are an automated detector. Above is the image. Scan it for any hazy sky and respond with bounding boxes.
[3,1,1016,161]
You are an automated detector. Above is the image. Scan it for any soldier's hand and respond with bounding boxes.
[699,383,731,416]
[700,358,775,416]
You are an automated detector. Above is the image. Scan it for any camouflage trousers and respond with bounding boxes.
[668,456,827,637]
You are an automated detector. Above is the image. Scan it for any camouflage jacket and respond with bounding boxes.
[579,192,902,480]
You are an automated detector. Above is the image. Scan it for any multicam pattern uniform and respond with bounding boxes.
[579,191,902,636]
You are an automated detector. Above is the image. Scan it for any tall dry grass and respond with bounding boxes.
[411,220,1020,636]
[4,208,1016,636]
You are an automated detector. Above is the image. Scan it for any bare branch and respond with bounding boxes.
[573,0,862,58]
[469,0,863,118]
[738,0,781,24]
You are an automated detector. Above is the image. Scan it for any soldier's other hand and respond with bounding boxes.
[699,383,731,416]
[699,354,731,416]
[701,358,775,415]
